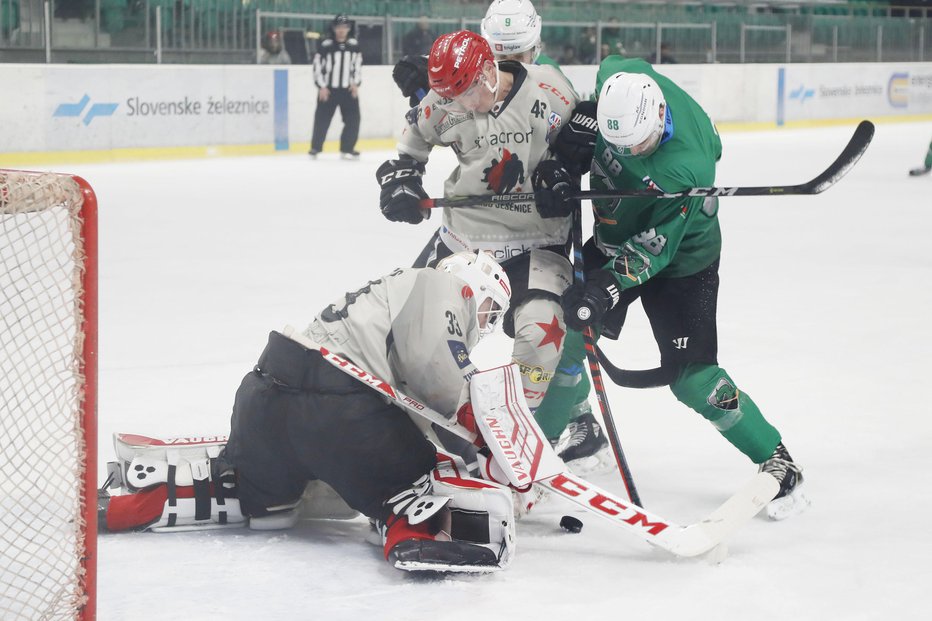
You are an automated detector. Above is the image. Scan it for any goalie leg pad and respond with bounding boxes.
[111,433,230,491]
[430,452,516,570]
[103,482,245,532]
[103,433,243,532]
[379,452,516,572]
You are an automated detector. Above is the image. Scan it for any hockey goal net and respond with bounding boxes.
[0,170,97,620]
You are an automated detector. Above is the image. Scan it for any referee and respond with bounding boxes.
[309,14,363,159]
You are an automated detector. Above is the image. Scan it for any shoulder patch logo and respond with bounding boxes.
[447,340,472,369]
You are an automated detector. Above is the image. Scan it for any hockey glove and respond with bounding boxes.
[531,159,578,219]
[392,55,430,107]
[561,269,621,331]
[376,158,430,225]
[551,101,598,177]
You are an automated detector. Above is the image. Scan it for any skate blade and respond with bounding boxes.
[766,482,811,521]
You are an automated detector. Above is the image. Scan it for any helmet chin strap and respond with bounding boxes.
[486,64,501,101]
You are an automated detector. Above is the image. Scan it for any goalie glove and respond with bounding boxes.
[561,269,621,331]
[550,100,598,177]
[392,54,430,107]
[376,158,430,224]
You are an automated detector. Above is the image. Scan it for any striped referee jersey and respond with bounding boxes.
[313,37,363,89]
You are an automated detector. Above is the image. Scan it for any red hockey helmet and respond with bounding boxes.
[428,30,495,99]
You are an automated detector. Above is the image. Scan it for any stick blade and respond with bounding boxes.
[665,472,779,557]
[803,120,875,194]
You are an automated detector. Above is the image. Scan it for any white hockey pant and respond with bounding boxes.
[511,295,566,411]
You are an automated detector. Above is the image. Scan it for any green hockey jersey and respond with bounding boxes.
[590,56,723,285]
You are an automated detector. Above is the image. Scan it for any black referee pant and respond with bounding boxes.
[310,88,360,154]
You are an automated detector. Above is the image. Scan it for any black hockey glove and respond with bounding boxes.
[392,55,430,108]
[531,160,578,219]
[376,158,429,225]
[551,101,598,177]
[561,269,621,331]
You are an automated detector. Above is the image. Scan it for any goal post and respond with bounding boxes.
[0,170,98,621]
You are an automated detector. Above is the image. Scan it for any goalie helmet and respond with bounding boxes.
[428,30,495,99]
[480,0,542,62]
[437,251,511,337]
[597,72,667,158]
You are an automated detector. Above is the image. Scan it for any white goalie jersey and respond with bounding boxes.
[303,268,479,418]
[398,61,579,260]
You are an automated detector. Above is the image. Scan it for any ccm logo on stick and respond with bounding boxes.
[548,474,669,535]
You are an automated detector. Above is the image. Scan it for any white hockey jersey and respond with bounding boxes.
[398,61,579,260]
[303,268,479,419]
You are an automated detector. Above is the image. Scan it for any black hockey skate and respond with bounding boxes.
[555,411,614,475]
[340,150,360,160]
[909,165,931,177]
[758,442,810,520]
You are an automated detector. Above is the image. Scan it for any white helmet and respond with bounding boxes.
[437,250,512,337]
[480,0,542,62]
[597,72,667,158]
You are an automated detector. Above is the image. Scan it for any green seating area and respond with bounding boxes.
[1,0,929,64]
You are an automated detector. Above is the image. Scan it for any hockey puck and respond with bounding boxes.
[559,515,583,533]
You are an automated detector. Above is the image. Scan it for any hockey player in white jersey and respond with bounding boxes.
[376,30,582,448]
[99,252,521,572]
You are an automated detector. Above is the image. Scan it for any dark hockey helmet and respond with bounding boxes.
[428,30,495,99]
[332,14,350,26]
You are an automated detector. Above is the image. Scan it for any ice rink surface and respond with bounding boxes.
[66,121,932,620]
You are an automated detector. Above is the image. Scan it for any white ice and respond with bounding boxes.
[66,121,932,620]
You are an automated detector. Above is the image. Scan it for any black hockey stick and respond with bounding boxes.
[594,348,673,389]
[420,120,875,208]
[571,206,642,506]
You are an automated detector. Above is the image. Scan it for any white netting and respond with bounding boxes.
[1,171,91,620]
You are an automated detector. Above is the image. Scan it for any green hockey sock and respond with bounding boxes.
[925,140,932,168]
[669,363,781,463]
[534,330,590,440]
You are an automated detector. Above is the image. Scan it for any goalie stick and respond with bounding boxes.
[420,120,875,208]
[282,327,779,557]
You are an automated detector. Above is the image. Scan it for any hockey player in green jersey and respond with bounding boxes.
[908,137,932,176]
[533,56,809,519]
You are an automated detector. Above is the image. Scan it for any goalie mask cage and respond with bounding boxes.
[0,170,97,621]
